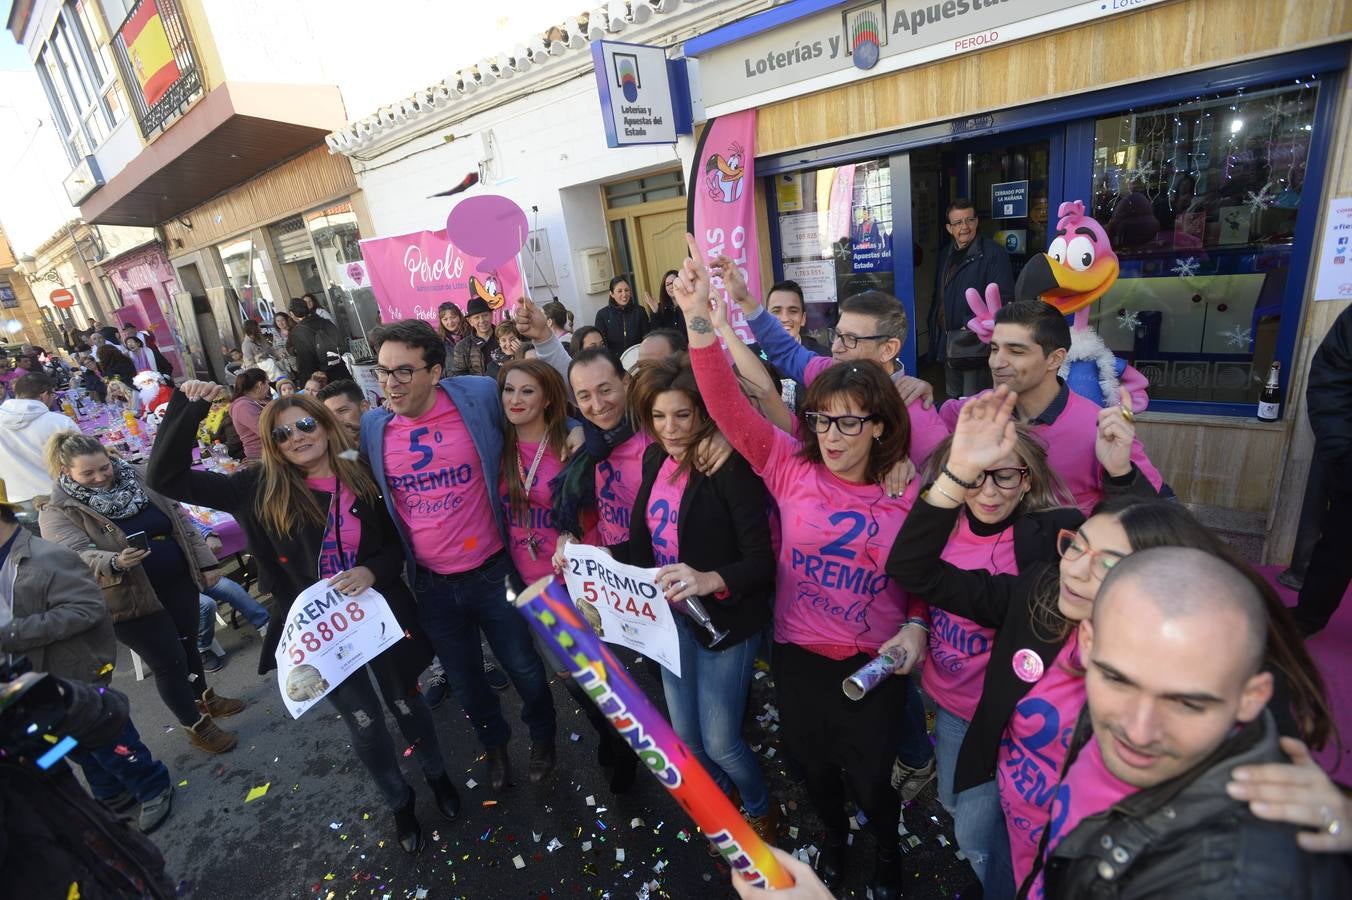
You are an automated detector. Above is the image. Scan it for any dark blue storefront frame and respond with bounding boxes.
[757,44,1347,416]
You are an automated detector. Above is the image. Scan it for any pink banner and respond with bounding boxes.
[357,229,524,325]
[689,109,760,343]
[827,164,856,242]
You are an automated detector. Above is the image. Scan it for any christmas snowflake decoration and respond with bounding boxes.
[1116,309,1143,331]
[1245,182,1278,213]
[1263,98,1292,122]
[1124,159,1154,185]
[1219,324,1253,350]
[1171,257,1201,278]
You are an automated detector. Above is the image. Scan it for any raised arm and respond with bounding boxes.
[674,234,779,473]
[706,259,795,434]
[145,385,248,515]
[513,298,575,399]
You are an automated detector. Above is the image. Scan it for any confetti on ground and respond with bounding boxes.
[616,848,626,862]
[466,779,477,789]
[244,783,270,803]
[482,800,498,807]
[586,795,595,806]
[511,855,525,869]
[177,780,188,787]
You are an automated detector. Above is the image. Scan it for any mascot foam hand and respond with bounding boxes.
[965,282,1003,342]
[1120,364,1150,414]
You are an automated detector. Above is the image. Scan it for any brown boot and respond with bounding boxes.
[748,806,780,846]
[196,687,245,719]
[187,714,238,753]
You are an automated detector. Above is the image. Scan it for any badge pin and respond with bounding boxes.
[1012,648,1045,683]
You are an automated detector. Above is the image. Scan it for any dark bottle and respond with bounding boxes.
[1257,361,1281,422]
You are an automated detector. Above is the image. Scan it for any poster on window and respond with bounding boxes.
[851,207,892,273]
[779,212,827,259]
[1313,196,1352,301]
[783,259,838,305]
[562,544,681,677]
[274,581,404,719]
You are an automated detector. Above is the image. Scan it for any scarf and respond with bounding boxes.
[60,457,150,520]
[550,416,636,537]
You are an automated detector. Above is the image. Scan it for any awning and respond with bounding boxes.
[80,81,349,227]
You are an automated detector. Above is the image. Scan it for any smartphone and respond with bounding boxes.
[126,531,150,552]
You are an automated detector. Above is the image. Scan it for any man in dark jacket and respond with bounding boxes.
[0,484,175,834]
[931,199,1014,400]
[449,296,500,377]
[1031,547,1350,899]
[287,297,352,384]
[1292,304,1352,635]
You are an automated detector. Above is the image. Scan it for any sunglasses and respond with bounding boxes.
[271,416,318,445]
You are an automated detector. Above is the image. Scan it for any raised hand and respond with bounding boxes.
[708,253,755,316]
[673,234,716,346]
[964,282,1003,343]
[1095,386,1136,478]
[513,297,552,343]
[948,386,1018,482]
[179,380,229,403]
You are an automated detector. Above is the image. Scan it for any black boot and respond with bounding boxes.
[816,831,848,891]
[429,773,461,821]
[485,744,511,792]
[393,791,423,854]
[528,740,556,784]
[870,843,903,900]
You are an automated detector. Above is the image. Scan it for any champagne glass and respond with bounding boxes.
[675,595,728,646]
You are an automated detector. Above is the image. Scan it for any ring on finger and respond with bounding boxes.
[1120,407,1135,423]
[1321,805,1343,835]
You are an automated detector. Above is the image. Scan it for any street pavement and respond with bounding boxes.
[101,615,980,899]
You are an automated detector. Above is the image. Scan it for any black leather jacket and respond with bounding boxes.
[1037,710,1351,900]
[1306,304,1352,490]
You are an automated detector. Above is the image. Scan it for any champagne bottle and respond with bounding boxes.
[1257,361,1281,422]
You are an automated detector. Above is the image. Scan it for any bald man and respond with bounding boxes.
[1033,548,1349,899]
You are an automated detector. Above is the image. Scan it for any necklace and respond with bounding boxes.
[516,439,549,560]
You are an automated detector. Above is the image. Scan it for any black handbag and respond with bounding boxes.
[946,328,990,371]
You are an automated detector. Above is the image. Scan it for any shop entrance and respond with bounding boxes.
[909,132,1055,392]
[602,169,687,302]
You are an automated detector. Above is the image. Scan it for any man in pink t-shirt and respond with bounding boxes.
[360,321,556,793]
[939,301,1163,514]
[1029,547,1331,899]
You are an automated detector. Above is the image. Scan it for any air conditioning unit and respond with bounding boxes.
[576,247,614,293]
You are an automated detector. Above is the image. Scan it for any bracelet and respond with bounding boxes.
[904,617,931,633]
[109,557,122,574]
[941,464,980,490]
[930,482,964,505]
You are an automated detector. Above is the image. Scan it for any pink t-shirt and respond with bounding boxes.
[997,638,1087,890]
[383,390,502,574]
[501,439,567,586]
[306,476,363,578]
[921,516,1017,721]
[762,427,916,655]
[594,432,653,546]
[645,456,687,566]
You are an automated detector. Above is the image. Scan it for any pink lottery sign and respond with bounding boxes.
[358,194,529,324]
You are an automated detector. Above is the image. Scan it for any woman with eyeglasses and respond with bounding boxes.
[146,382,460,855]
[670,236,924,900]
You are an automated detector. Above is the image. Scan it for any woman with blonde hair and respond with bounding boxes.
[147,384,458,854]
[38,432,244,753]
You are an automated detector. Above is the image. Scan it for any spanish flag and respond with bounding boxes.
[121,0,180,108]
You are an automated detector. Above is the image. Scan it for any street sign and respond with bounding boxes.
[50,288,76,308]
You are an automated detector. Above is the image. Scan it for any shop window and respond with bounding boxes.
[773,158,894,334]
[306,203,377,344]
[217,235,275,324]
[1087,79,1319,405]
[35,1,125,166]
[603,171,685,208]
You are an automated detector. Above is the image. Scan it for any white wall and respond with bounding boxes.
[354,74,697,324]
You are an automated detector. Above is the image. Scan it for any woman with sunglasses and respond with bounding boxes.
[893,426,1076,893]
[670,236,924,900]
[147,382,460,854]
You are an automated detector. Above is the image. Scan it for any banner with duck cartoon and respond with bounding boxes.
[689,110,761,344]
[359,194,528,325]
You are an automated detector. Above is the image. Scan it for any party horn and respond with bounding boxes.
[842,649,908,701]
[514,576,794,889]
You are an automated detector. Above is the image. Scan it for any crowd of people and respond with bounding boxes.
[1,236,1350,897]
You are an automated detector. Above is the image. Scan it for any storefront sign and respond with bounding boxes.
[274,581,404,719]
[991,180,1029,218]
[1313,195,1352,301]
[562,543,682,677]
[689,0,1170,116]
[359,230,524,325]
[592,41,681,148]
[851,207,892,273]
[689,110,761,342]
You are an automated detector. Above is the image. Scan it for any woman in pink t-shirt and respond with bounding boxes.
[622,354,778,845]
[904,426,1073,893]
[670,239,926,900]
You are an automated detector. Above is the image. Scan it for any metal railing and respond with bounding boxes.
[110,0,203,138]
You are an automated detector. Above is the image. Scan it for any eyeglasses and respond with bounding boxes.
[373,364,431,384]
[947,216,978,228]
[1056,529,1127,579]
[805,412,878,436]
[271,416,318,444]
[833,332,891,350]
[974,466,1030,489]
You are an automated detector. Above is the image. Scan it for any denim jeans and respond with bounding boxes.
[896,677,935,769]
[934,704,1015,899]
[660,622,769,816]
[70,717,171,803]
[413,553,556,748]
[327,665,447,810]
[205,577,270,632]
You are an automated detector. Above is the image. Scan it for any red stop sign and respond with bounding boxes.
[50,288,75,308]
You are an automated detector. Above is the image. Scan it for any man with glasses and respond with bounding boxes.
[359,320,557,793]
[932,199,1014,401]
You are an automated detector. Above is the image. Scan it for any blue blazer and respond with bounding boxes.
[359,376,509,582]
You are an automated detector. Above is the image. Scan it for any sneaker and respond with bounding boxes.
[485,661,510,692]
[138,784,174,833]
[891,755,937,803]
[1275,569,1305,591]
[422,670,448,709]
[100,790,138,817]
[199,648,223,673]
